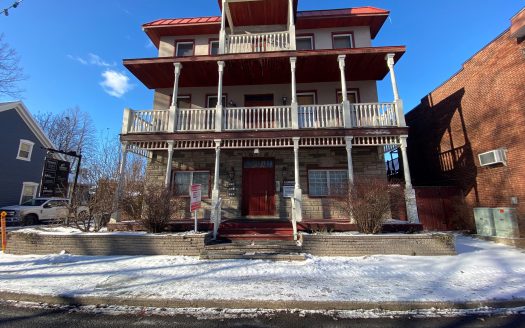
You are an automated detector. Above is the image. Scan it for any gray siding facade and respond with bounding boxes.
[0,108,47,207]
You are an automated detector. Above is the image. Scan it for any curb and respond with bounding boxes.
[1,292,525,311]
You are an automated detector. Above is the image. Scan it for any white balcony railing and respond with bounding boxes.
[223,106,292,130]
[176,108,215,131]
[122,102,402,134]
[225,31,291,54]
[352,102,398,127]
[299,104,344,129]
[128,109,169,133]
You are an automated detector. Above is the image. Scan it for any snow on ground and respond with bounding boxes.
[0,236,524,303]
[7,226,206,236]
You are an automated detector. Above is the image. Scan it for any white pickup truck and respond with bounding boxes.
[0,198,88,225]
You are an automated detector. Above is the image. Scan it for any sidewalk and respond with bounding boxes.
[1,235,524,311]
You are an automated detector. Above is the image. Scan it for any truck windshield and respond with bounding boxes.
[21,199,48,206]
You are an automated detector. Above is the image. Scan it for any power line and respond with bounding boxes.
[2,0,23,17]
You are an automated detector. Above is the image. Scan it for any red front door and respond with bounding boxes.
[242,159,275,216]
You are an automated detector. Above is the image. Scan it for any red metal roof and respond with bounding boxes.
[144,16,221,27]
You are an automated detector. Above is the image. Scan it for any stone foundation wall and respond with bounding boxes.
[145,146,386,220]
[5,232,207,256]
[301,233,456,256]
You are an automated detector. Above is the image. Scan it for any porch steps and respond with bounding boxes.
[200,240,305,261]
[217,220,295,241]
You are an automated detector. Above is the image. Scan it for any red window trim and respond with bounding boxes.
[331,32,355,49]
[296,33,315,50]
[174,39,195,57]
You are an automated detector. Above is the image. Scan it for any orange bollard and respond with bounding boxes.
[1,211,6,253]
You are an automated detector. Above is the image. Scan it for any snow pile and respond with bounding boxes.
[0,236,524,303]
[8,226,206,237]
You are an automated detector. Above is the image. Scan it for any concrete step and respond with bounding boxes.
[219,233,295,241]
[200,253,306,261]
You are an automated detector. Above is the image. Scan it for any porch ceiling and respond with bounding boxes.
[123,46,405,89]
[218,0,298,27]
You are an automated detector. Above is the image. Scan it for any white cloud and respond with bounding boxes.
[88,53,115,67]
[100,70,133,98]
[67,54,88,65]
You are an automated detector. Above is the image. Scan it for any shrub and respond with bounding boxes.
[139,185,176,233]
[345,177,404,234]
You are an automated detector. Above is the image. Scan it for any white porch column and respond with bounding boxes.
[165,141,174,187]
[292,137,303,222]
[400,135,419,223]
[338,55,353,128]
[215,61,225,132]
[169,63,182,132]
[121,108,132,135]
[288,0,296,50]
[219,0,227,54]
[211,139,221,219]
[344,136,354,185]
[386,53,406,127]
[110,141,129,223]
[290,57,299,129]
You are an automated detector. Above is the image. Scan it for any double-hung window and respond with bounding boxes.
[308,170,348,197]
[17,139,34,161]
[173,171,210,197]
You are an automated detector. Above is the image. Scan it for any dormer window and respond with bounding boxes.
[332,33,354,49]
[175,41,194,57]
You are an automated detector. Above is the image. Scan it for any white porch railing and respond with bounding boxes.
[225,31,291,54]
[299,104,344,128]
[176,108,215,131]
[223,106,292,130]
[352,102,399,127]
[128,110,169,133]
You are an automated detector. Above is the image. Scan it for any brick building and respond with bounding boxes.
[406,8,525,234]
[115,0,419,237]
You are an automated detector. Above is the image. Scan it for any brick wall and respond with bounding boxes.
[406,29,525,235]
[5,233,207,256]
[145,146,386,220]
[302,233,456,256]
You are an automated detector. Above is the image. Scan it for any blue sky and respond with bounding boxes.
[1,0,523,138]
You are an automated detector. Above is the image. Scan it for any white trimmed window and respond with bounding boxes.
[209,40,220,55]
[173,171,210,197]
[20,182,39,204]
[16,139,34,161]
[333,34,354,49]
[336,90,359,103]
[297,92,316,105]
[308,170,348,197]
[296,36,314,50]
[206,95,227,108]
[175,41,194,57]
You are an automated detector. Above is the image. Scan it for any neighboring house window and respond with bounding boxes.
[336,90,359,103]
[206,95,227,108]
[173,171,210,197]
[296,36,314,50]
[332,33,354,49]
[16,139,34,161]
[297,91,316,105]
[308,170,348,197]
[19,182,39,204]
[175,41,194,57]
[209,40,220,55]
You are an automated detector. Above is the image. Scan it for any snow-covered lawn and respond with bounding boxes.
[0,235,524,303]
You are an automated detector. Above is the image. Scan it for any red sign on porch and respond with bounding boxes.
[190,184,202,212]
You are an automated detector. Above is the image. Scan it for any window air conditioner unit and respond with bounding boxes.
[478,148,507,167]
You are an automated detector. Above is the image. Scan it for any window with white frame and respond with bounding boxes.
[20,182,39,204]
[297,92,316,105]
[173,171,210,196]
[336,90,359,103]
[308,170,348,197]
[296,36,314,50]
[16,139,34,161]
[332,34,354,49]
[206,95,227,108]
[175,41,194,57]
[209,40,220,55]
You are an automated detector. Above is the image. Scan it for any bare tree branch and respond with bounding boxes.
[0,33,26,99]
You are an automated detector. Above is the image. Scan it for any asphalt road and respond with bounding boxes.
[0,304,524,328]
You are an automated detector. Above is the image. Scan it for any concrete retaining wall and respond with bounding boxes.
[5,233,207,256]
[301,233,456,256]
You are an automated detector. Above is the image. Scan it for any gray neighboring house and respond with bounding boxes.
[0,101,56,207]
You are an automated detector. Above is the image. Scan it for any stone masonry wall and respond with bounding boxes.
[145,146,386,220]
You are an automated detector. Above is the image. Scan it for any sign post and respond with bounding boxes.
[190,184,202,233]
[1,211,6,254]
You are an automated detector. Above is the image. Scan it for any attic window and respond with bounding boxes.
[17,139,34,161]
